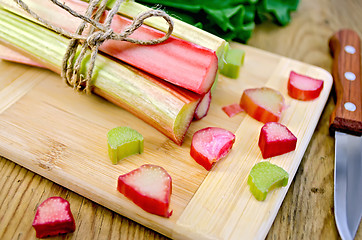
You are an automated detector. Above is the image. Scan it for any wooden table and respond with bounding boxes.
[0,0,361,239]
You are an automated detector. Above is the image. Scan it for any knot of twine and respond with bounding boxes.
[14,0,174,93]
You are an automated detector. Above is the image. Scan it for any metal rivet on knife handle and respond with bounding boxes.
[344,102,357,112]
[329,29,362,136]
[344,45,356,54]
[344,72,356,81]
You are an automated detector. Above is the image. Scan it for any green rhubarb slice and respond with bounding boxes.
[248,161,289,201]
[219,48,245,79]
[107,127,144,164]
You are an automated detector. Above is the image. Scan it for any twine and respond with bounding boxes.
[13,0,174,93]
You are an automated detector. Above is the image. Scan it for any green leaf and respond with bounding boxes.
[258,0,300,25]
[136,0,299,42]
[204,6,244,32]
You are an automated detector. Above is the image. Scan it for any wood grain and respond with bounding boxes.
[329,29,362,135]
[0,0,361,239]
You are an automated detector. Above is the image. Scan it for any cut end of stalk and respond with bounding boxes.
[174,100,200,145]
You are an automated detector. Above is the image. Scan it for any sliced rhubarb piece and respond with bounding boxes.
[219,48,245,79]
[190,127,236,170]
[0,9,201,145]
[258,122,297,159]
[240,87,285,123]
[1,0,219,94]
[288,71,324,101]
[248,161,289,201]
[117,164,172,217]
[32,197,76,238]
[194,91,212,120]
[222,103,244,117]
[107,127,144,164]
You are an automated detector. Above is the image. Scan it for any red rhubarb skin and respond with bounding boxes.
[33,220,75,238]
[288,71,324,101]
[190,127,236,170]
[117,165,172,218]
[240,89,284,123]
[32,197,76,238]
[258,122,297,159]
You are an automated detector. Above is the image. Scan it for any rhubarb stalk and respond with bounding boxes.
[0,8,200,145]
[0,0,219,94]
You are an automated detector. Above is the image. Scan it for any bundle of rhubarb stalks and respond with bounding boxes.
[0,0,229,145]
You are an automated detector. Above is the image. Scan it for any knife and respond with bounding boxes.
[329,29,362,240]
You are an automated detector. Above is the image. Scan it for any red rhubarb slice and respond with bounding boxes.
[117,164,173,217]
[194,91,212,120]
[190,127,236,170]
[32,197,76,238]
[258,122,297,159]
[288,71,324,101]
[240,87,285,123]
[222,103,244,117]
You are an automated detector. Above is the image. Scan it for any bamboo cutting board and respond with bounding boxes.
[0,43,332,240]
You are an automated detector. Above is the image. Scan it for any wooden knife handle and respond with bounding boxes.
[329,29,362,136]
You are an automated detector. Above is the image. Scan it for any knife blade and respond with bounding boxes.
[329,29,362,240]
